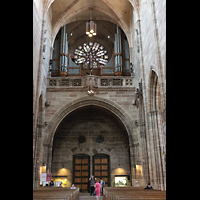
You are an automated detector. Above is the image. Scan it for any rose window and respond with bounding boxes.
[74,42,108,68]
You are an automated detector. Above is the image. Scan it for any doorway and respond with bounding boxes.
[73,154,90,192]
[93,154,110,187]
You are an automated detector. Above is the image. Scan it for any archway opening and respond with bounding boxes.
[51,105,132,189]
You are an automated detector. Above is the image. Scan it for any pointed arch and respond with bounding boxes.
[44,96,134,148]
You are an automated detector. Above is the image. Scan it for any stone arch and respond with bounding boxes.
[44,96,134,148]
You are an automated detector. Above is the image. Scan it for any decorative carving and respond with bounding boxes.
[96,135,104,143]
[87,76,94,95]
[78,135,86,143]
[136,81,142,98]
[49,79,56,86]
[73,79,81,86]
[126,79,133,86]
[60,79,69,86]
[130,63,135,77]
[133,80,143,108]
[113,79,122,86]
[47,77,134,89]
[101,79,109,86]
[45,101,51,107]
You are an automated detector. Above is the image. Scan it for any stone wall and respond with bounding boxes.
[52,106,131,187]
[45,77,137,125]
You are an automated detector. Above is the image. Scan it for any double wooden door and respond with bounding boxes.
[73,154,90,192]
[73,154,110,192]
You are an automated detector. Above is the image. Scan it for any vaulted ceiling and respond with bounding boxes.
[64,20,116,57]
[48,0,136,51]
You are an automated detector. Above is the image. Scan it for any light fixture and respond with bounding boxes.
[86,22,90,35]
[86,0,97,37]
[86,20,97,37]
[93,23,97,35]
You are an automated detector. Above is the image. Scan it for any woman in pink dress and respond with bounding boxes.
[95,179,101,200]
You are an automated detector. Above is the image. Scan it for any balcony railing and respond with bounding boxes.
[47,75,134,88]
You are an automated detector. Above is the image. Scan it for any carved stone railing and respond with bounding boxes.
[47,75,134,88]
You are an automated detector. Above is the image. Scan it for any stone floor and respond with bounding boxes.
[79,193,103,199]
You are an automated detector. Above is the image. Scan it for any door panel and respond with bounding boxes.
[93,154,110,186]
[102,165,108,170]
[75,165,81,170]
[73,154,90,192]
[82,165,88,170]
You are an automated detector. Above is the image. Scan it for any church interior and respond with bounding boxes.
[33,0,166,195]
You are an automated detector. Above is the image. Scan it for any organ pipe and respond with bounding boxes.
[60,25,68,72]
[114,26,122,72]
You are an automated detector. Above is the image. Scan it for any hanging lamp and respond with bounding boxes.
[86,0,97,37]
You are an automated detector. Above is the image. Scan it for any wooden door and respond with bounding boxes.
[73,154,90,192]
[93,154,110,187]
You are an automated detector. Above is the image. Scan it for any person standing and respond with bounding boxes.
[95,179,101,200]
[89,175,95,196]
[100,178,105,196]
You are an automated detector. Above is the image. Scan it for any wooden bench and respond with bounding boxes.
[33,187,79,200]
[103,187,166,200]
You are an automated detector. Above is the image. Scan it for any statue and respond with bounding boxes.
[87,76,94,95]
